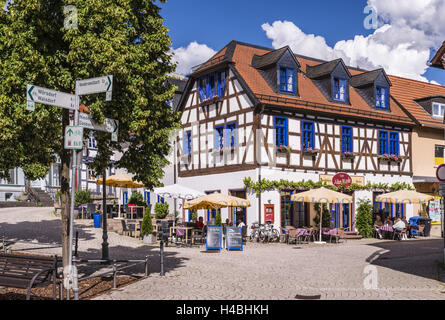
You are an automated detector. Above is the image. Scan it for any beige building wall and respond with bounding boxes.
[412,127,444,177]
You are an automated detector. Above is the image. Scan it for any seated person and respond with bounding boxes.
[196,216,204,229]
[384,216,393,227]
[237,219,246,228]
[374,215,383,239]
[393,218,406,233]
[225,219,233,227]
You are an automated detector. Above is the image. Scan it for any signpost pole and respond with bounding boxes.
[68,95,80,300]
[102,168,109,261]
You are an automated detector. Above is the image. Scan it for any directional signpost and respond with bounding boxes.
[26,84,77,111]
[78,113,119,142]
[26,75,114,300]
[76,75,113,101]
[64,126,84,150]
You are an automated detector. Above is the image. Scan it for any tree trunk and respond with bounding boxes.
[60,109,71,273]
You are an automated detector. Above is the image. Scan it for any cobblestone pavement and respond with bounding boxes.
[1,208,445,300]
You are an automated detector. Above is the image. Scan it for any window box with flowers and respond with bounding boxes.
[303,147,319,157]
[276,145,291,165]
[378,154,403,163]
[341,152,356,161]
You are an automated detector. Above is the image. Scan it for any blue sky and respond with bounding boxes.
[160,0,445,85]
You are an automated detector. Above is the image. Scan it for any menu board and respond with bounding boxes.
[429,198,442,224]
[226,227,243,251]
[206,226,223,251]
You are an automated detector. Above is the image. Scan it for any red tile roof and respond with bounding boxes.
[193,41,445,128]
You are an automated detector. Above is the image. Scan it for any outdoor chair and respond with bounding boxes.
[120,220,131,236]
[287,228,299,245]
[331,228,346,244]
[393,228,407,241]
[417,225,425,237]
[328,228,338,243]
[191,226,206,245]
[241,226,247,244]
[302,228,314,243]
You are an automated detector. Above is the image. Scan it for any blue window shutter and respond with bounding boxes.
[183,133,188,155]
[379,131,388,155]
[217,73,221,98]
[218,71,226,97]
[144,191,150,206]
[274,117,288,147]
[198,79,205,102]
[226,122,237,148]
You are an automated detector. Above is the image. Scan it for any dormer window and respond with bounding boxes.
[279,67,295,93]
[333,77,347,102]
[198,70,226,102]
[433,102,445,118]
[376,86,388,109]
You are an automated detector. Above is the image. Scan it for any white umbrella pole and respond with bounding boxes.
[118,188,121,219]
[315,203,326,245]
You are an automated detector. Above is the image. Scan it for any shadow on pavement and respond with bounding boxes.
[366,238,445,283]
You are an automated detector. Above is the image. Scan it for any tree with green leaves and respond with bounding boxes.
[0,0,179,272]
[313,203,331,228]
[127,191,145,207]
[355,199,374,238]
[154,202,169,219]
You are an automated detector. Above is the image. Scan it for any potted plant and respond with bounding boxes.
[342,152,356,161]
[154,202,169,219]
[303,147,319,159]
[378,154,403,163]
[141,212,155,243]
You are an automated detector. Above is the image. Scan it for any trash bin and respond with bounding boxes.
[93,213,102,228]
[409,216,432,237]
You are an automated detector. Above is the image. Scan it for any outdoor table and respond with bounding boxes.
[170,226,194,245]
[379,225,394,239]
[126,219,142,238]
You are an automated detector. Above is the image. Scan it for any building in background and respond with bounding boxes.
[174,41,417,232]
[430,42,445,70]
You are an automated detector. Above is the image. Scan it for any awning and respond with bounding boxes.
[413,176,438,183]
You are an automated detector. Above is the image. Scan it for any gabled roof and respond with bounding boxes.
[252,46,300,69]
[350,68,391,88]
[306,58,351,79]
[430,42,445,70]
[182,40,445,128]
[388,75,445,128]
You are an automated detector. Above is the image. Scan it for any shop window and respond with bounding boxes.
[435,145,445,165]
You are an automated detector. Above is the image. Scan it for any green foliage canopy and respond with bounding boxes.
[0,0,179,189]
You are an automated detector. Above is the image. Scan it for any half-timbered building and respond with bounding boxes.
[175,41,419,233]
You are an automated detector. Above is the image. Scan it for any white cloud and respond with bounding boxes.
[171,41,217,76]
[262,1,445,82]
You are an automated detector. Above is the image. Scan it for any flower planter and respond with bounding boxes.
[378,154,403,164]
[341,153,356,161]
[143,234,156,244]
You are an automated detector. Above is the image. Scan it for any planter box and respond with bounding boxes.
[143,234,156,244]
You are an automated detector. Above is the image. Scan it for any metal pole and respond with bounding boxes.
[67,94,80,299]
[160,240,165,276]
[102,169,109,261]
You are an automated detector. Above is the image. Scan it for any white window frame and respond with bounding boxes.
[432,102,445,118]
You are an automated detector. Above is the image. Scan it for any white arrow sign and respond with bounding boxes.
[79,113,118,142]
[76,75,113,100]
[26,84,77,110]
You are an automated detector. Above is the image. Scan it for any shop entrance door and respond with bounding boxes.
[230,190,247,225]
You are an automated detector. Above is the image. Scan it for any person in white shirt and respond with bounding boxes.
[237,219,246,228]
[393,218,406,231]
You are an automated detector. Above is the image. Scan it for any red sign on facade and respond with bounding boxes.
[332,173,352,188]
[264,204,274,223]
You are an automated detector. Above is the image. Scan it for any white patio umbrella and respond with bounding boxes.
[153,184,205,226]
[291,187,353,244]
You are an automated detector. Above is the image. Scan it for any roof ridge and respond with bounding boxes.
[388,74,444,88]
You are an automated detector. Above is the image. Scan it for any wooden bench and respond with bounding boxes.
[0,253,60,300]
